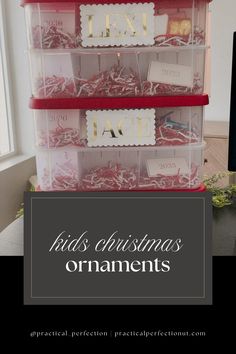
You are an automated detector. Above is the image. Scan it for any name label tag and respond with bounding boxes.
[86,109,156,147]
[146,158,190,177]
[80,3,155,47]
[148,61,193,87]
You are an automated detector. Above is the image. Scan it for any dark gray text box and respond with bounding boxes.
[24,192,212,305]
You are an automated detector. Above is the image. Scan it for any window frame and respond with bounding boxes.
[0,0,16,161]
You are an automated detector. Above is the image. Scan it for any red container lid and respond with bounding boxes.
[36,183,206,192]
[30,94,209,110]
[21,0,212,6]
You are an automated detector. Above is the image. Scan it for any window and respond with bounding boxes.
[0,0,14,159]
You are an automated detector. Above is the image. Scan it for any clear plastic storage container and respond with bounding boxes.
[36,143,205,191]
[29,47,207,98]
[22,0,211,49]
[32,96,208,148]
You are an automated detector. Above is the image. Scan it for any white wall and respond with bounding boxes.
[205,0,236,121]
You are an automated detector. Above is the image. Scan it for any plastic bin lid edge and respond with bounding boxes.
[29,95,209,110]
[21,0,212,6]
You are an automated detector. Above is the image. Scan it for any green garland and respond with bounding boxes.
[16,185,35,219]
[203,172,236,208]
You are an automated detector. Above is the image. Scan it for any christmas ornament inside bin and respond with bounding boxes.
[36,143,205,191]
[22,0,211,49]
[29,47,207,98]
[32,100,205,148]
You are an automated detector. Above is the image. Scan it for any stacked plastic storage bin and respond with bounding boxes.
[22,0,211,192]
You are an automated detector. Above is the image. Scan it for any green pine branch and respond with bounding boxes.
[15,184,35,219]
[203,172,236,208]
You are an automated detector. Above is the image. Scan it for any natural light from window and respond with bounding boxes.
[0,1,14,159]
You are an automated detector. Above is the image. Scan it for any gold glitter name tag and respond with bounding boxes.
[80,3,155,47]
[86,109,156,147]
